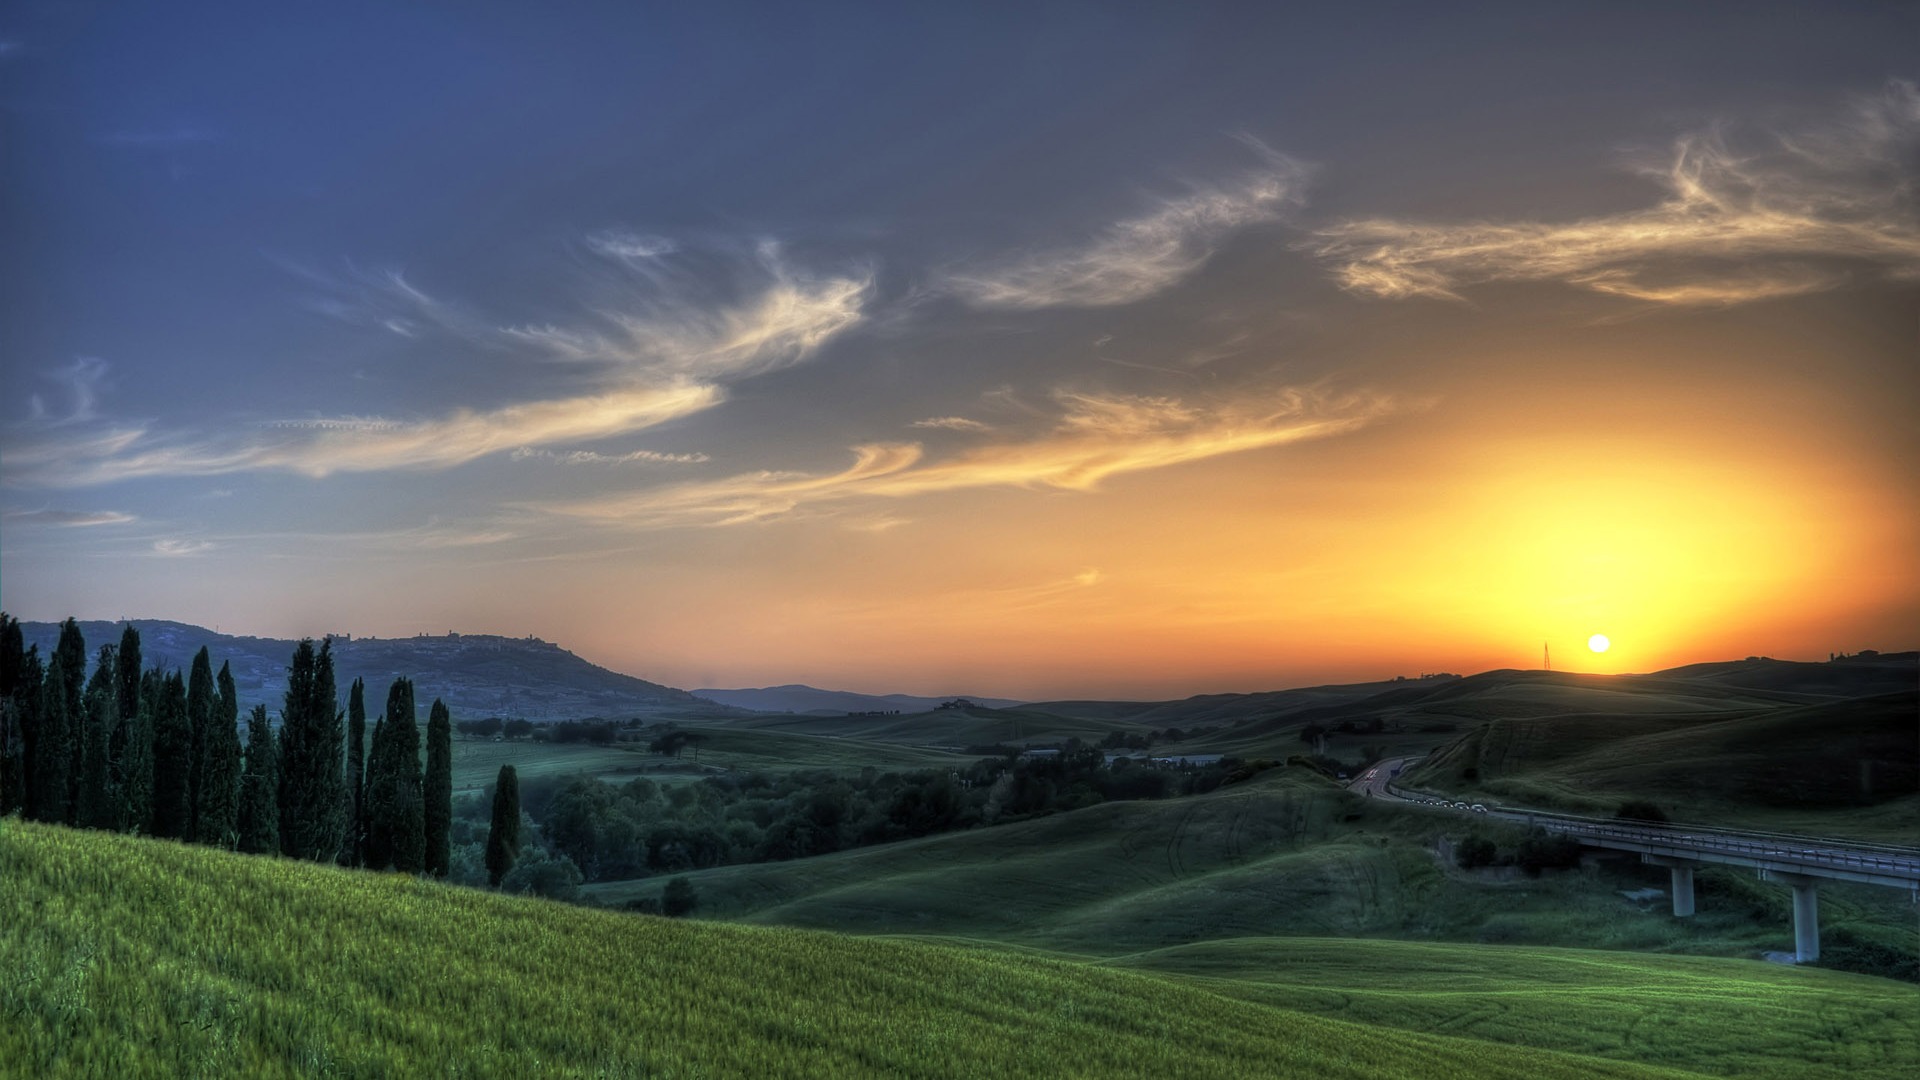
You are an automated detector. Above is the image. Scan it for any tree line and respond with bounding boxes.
[495,739,1279,892]
[0,615,516,884]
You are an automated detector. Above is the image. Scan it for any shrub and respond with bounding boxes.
[663,876,698,918]
[1455,835,1498,869]
[499,846,583,901]
[1515,829,1583,876]
[1614,801,1669,824]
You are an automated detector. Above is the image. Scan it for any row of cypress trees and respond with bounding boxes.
[0,615,456,880]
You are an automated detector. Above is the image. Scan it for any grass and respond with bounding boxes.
[450,737,652,794]
[449,729,980,795]
[648,727,981,775]
[1103,937,1920,1080]
[1,819,1716,1080]
[721,703,1143,748]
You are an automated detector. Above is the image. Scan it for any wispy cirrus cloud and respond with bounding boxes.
[510,446,710,465]
[151,538,215,557]
[586,230,678,260]
[909,416,993,432]
[504,242,872,382]
[5,241,871,488]
[4,382,721,486]
[1,507,136,527]
[536,385,1395,528]
[27,358,110,425]
[944,146,1310,309]
[1310,80,1920,305]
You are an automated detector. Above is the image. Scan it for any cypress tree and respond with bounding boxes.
[277,638,345,862]
[0,615,24,815]
[111,626,150,831]
[185,647,215,840]
[424,698,452,877]
[236,704,279,854]
[149,671,192,838]
[78,647,117,829]
[10,647,43,819]
[485,764,520,887]
[364,711,388,868]
[195,661,242,847]
[54,619,87,822]
[34,648,75,824]
[346,678,367,866]
[366,677,424,872]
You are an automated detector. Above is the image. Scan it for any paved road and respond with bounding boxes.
[1348,757,1920,891]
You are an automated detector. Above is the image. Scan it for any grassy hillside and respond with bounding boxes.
[583,769,1918,967]
[723,702,1144,747]
[2,820,1719,1080]
[1406,690,1919,839]
[448,728,977,794]
[1108,938,1920,1080]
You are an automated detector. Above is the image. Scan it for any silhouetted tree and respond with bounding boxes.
[277,638,346,862]
[34,647,76,824]
[485,764,520,886]
[345,678,367,866]
[424,698,452,877]
[185,647,215,839]
[111,625,150,832]
[194,661,242,847]
[149,671,192,839]
[52,619,88,823]
[0,615,24,816]
[365,677,424,872]
[236,705,279,854]
[77,647,117,829]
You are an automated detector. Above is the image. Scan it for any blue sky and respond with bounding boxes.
[3,2,1916,697]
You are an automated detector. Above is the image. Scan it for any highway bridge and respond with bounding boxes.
[1352,758,1920,963]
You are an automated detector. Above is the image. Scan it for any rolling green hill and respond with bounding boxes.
[2,819,1738,1080]
[582,768,1918,967]
[1106,937,1920,1080]
[722,702,1144,747]
[447,728,979,795]
[1405,690,1919,839]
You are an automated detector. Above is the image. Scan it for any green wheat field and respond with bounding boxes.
[6,819,1916,1079]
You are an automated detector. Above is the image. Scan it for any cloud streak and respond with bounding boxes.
[505,243,872,382]
[944,151,1310,309]
[5,244,870,488]
[537,385,1394,528]
[909,416,992,432]
[1,508,136,527]
[1310,81,1920,305]
[510,446,709,465]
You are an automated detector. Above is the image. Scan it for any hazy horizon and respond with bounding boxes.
[4,3,1916,700]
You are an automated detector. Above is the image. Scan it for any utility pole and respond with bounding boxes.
[1543,642,1551,672]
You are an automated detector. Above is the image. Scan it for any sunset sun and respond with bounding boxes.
[1589,634,1612,653]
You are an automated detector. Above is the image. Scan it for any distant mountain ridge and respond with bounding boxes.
[693,684,1026,715]
[14,619,716,722]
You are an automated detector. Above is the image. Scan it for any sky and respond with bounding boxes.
[2,2,1916,700]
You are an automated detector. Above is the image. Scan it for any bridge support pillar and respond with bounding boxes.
[1763,871,1821,963]
[1643,855,1698,917]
